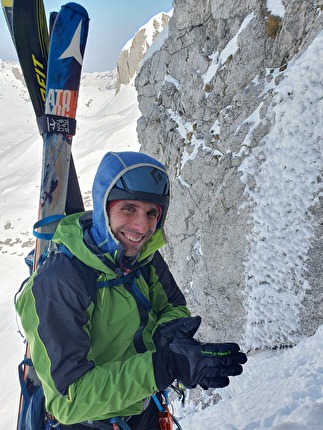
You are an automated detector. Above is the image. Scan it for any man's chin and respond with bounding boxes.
[122,239,150,256]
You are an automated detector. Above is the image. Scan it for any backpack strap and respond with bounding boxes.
[95,262,152,312]
[57,243,74,259]
[57,243,154,313]
[33,214,65,240]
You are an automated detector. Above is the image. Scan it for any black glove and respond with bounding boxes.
[153,316,247,390]
[169,334,247,390]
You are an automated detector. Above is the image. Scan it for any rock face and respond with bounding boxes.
[136,0,323,349]
[116,12,171,91]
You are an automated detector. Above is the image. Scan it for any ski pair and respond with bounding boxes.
[1,1,89,428]
[2,0,87,218]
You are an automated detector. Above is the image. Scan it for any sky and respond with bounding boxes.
[0,0,173,72]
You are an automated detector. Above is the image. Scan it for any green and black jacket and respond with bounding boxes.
[16,212,190,424]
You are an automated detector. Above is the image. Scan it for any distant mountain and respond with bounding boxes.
[116,11,172,90]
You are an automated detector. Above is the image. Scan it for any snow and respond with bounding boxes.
[202,12,256,85]
[1,28,323,430]
[266,0,285,18]
[238,31,323,350]
[176,326,323,429]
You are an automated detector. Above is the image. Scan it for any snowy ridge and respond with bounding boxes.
[122,10,173,53]
[116,10,172,89]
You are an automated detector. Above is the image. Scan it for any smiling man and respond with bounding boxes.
[108,200,160,256]
[16,151,247,430]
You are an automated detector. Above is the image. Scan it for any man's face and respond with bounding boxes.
[108,200,160,256]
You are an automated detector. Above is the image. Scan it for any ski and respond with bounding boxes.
[2,2,89,428]
[33,2,89,265]
[12,0,48,117]
[2,0,84,214]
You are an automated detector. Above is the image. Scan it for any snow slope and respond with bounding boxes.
[176,327,323,429]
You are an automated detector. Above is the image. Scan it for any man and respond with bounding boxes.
[16,151,247,429]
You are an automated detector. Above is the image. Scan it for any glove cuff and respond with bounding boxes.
[152,348,176,391]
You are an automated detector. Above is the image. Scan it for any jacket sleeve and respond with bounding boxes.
[15,253,158,424]
[148,251,191,325]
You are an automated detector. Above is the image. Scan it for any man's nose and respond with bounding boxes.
[132,213,149,233]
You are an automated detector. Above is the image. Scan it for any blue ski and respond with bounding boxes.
[34,2,89,265]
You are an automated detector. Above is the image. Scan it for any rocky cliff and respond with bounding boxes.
[135,0,323,349]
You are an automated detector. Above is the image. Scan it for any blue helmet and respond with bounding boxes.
[108,165,169,207]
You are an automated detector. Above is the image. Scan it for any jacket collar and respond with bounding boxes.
[52,212,166,277]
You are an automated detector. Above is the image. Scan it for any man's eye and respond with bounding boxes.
[148,210,158,218]
[122,206,135,213]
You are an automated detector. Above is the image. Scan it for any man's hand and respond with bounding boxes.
[153,316,247,390]
[169,334,247,389]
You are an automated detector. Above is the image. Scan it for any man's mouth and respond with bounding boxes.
[123,232,145,243]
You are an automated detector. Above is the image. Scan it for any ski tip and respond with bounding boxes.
[62,2,89,19]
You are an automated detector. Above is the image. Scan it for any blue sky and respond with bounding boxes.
[0,0,173,72]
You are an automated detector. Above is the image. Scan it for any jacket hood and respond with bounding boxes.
[90,151,169,257]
